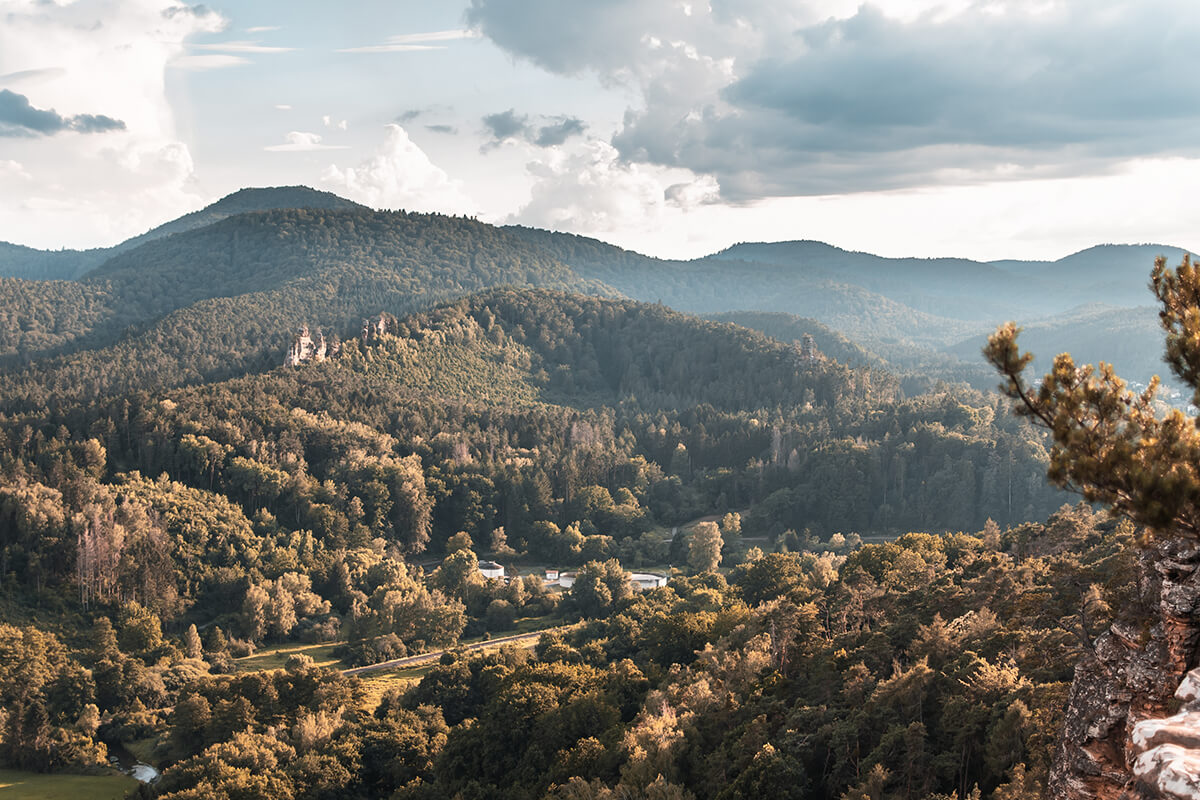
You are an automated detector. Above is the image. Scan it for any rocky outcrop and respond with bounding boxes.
[285,326,338,366]
[286,313,394,367]
[361,312,398,344]
[1129,670,1200,798]
[1050,539,1200,800]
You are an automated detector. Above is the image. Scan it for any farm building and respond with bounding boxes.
[478,560,505,579]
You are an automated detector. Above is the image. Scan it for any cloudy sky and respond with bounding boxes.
[1,0,1197,259]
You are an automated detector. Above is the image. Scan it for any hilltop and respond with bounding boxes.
[509,225,1191,386]
[0,186,369,281]
[0,185,1188,411]
[0,208,605,410]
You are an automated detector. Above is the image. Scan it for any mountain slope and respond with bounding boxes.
[509,226,1190,386]
[122,288,1060,542]
[990,243,1191,308]
[0,186,368,280]
[113,186,365,254]
[949,304,1172,389]
[505,226,976,355]
[712,240,1070,320]
[0,210,610,411]
[703,310,887,369]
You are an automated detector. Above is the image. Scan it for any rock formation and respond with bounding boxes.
[1050,538,1200,800]
[285,325,328,366]
[800,333,820,361]
[361,312,398,344]
[1130,671,1200,800]
[285,313,394,367]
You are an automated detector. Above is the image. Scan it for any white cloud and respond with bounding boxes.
[387,30,480,44]
[191,40,294,54]
[265,131,348,152]
[0,67,67,87]
[468,0,1200,200]
[322,115,348,131]
[275,104,292,111]
[0,159,31,181]
[551,155,1200,263]
[337,29,479,53]
[0,0,226,248]
[336,43,442,54]
[246,26,282,33]
[170,54,250,70]
[322,124,474,214]
[509,139,719,234]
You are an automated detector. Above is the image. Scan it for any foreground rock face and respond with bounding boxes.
[1128,673,1200,799]
[1050,539,1200,800]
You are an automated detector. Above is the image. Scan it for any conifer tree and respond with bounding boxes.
[985,255,1200,536]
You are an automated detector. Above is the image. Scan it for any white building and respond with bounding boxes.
[630,573,669,591]
[478,560,505,579]
[549,570,666,591]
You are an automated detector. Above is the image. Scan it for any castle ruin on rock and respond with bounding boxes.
[285,325,336,366]
[286,313,398,366]
[361,312,399,344]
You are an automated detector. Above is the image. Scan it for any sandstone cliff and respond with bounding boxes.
[1051,538,1200,799]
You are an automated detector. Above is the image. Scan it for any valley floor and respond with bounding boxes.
[0,768,136,800]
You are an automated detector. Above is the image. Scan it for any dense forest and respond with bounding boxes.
[0,503,1135,799]
[0,187,1176,799]
[0,207,606,410]
[506,227,1185,388]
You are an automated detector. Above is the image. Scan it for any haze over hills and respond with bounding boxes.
[0,186,367,281]
[508,224,1186,388]
[0,185,1185,413]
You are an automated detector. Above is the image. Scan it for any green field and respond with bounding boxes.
[0,769,136,799]
[235,615,564,675]
[233,641,342,672]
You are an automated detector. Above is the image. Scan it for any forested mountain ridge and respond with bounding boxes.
[0,208,609,411]
[947,304,1170,392]
[0,186,367,281]
[704,311,891,369]
[712,239,1061,319]
[506,225,977,354]
[2,187,1184,399]
[113,186,366,255]
[4,287,1064,592]
[509,225,1191,386]
[715,240,1194,316]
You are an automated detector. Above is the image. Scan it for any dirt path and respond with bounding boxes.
[341,627,567,676]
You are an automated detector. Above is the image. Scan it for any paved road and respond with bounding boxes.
[341,626,567,676]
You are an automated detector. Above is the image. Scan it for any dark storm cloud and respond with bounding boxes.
[534,116,585,147]
[468,0,1200,198]
[467,0,661,75]
[481,109,585,149]
[0,89,126,137]
[482,109,529,142]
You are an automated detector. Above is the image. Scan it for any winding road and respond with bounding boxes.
[341,626,568,676]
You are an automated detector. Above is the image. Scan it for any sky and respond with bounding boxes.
[0,0,1198,260]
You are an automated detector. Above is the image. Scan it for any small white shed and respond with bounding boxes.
[630,573,669,591]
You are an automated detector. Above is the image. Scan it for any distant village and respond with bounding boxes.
[476,559,669,593]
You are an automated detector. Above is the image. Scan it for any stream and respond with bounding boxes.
[108,741,161,784]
